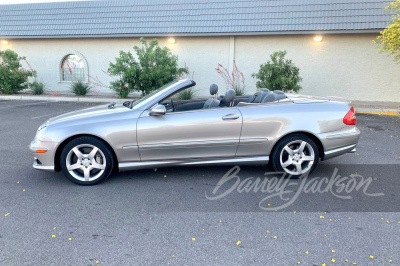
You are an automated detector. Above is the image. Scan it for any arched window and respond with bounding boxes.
[61,54,87,81]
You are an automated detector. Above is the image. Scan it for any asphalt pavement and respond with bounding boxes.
[0,100,399,265]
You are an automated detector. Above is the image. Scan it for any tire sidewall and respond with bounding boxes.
[60,137,114,185]
[271,134,319,178]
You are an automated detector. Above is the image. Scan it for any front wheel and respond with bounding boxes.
[270,134,319,178]
[60,137,114,185]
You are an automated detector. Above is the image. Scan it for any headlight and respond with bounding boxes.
[35,124,47,141]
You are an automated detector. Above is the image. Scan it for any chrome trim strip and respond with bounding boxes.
[326,132,359,140]
[324,144,357,156]
[349,148,356,153]
[139,139,239,149]
[122,145,138,150]
[239,138,270,144]
[182,156,269,165]
[119,156,269,170]
[33,163,55,172]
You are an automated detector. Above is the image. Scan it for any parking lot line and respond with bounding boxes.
[358,111,399,116]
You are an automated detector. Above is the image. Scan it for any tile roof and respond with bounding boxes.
[0,0,393,38]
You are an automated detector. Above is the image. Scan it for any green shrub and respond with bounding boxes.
[108,37,188,98]
[70,81,91,96]
[0,49,36,95]
[252,50,302,93]
[176,88,196,100]
[30,79,46,95]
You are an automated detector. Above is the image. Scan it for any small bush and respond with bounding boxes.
[30,79,46,95]
[177,88,196,100]
[252,50,302,93]
[0,49,36,95]
[70,81,91,96]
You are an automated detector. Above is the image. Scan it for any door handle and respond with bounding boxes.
[222,114,240,120]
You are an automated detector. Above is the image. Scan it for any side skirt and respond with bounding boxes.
[118,156,269,171]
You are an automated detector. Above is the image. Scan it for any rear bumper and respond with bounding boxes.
[30,139,57,172]
[320,126,360,160]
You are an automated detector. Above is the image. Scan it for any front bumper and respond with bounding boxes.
[320,126,361,160]
[30,138,57,172]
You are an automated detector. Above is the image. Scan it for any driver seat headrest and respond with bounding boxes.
[210,83,218,96]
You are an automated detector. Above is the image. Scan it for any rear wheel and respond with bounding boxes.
[271,134,319,178]
[60,137,114,185]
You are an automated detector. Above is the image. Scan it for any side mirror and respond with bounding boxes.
[149,105,166,116]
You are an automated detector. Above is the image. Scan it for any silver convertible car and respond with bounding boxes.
[30,79,360,185]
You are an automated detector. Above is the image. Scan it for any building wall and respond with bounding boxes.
[2,33,400,102]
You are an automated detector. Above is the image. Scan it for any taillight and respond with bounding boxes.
[343,107,357,125]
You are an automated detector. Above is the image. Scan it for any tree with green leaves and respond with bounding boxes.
[251,50,302,93]
[0,49,36,95]
[108,38,188,98]
[373,0,400,62]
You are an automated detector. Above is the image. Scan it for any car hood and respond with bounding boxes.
[47,103,131,124]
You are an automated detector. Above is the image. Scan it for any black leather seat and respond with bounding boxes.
[203,83,220,109]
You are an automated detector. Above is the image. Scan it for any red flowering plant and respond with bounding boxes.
[215,60,247,96]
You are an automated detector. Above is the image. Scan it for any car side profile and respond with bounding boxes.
[30,79,360,185]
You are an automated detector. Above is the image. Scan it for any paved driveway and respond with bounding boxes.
[0,100,399,265]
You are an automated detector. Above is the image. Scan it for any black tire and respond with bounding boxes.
[60,136,114,185]
[270,134,319,179]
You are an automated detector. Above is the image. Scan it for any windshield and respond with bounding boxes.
[131,80,178,108]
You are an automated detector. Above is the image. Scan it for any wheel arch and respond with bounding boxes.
[271,131,325,159]
[54,134,118,172]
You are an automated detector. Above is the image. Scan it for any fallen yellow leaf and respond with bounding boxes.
[68,238,72,241]
[52,235,56,238]
[370,255,374,259]
[192,238,195,241]
[236,241,241,245]
[332,258,335,262]
[332,250,335,253]
[274,236,277,239]
[320,216,325,219]
[305,251,309,254]
[4,213,10,217]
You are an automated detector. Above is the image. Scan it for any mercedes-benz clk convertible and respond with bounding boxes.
[30,79,360,185]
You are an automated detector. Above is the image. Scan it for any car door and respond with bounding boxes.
[136,108,243,161]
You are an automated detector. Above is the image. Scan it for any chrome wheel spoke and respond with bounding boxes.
[284,146,294,156]
[303,155,314,161]
[84,168,91,181]
[72,147,83,160]
[281,159,293,168]
[295,163,303,174]
[91,161,105,170]
[67,163,81,171]
[88,147,99,160]
[298,141,306,154]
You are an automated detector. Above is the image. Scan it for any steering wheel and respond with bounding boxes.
[169,99,175,112]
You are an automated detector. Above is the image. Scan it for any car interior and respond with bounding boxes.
[161,83,289,113]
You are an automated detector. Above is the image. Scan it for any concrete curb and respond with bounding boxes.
[0,95,128,103]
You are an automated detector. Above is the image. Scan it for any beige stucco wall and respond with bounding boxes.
[2,33,400,102]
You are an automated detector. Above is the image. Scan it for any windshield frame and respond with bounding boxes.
[130,79,195,110]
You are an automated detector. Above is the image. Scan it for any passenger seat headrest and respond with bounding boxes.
[260,88,270,92]
[210,83,218,95]
[274,90,285,95]
[224,89,236,103]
